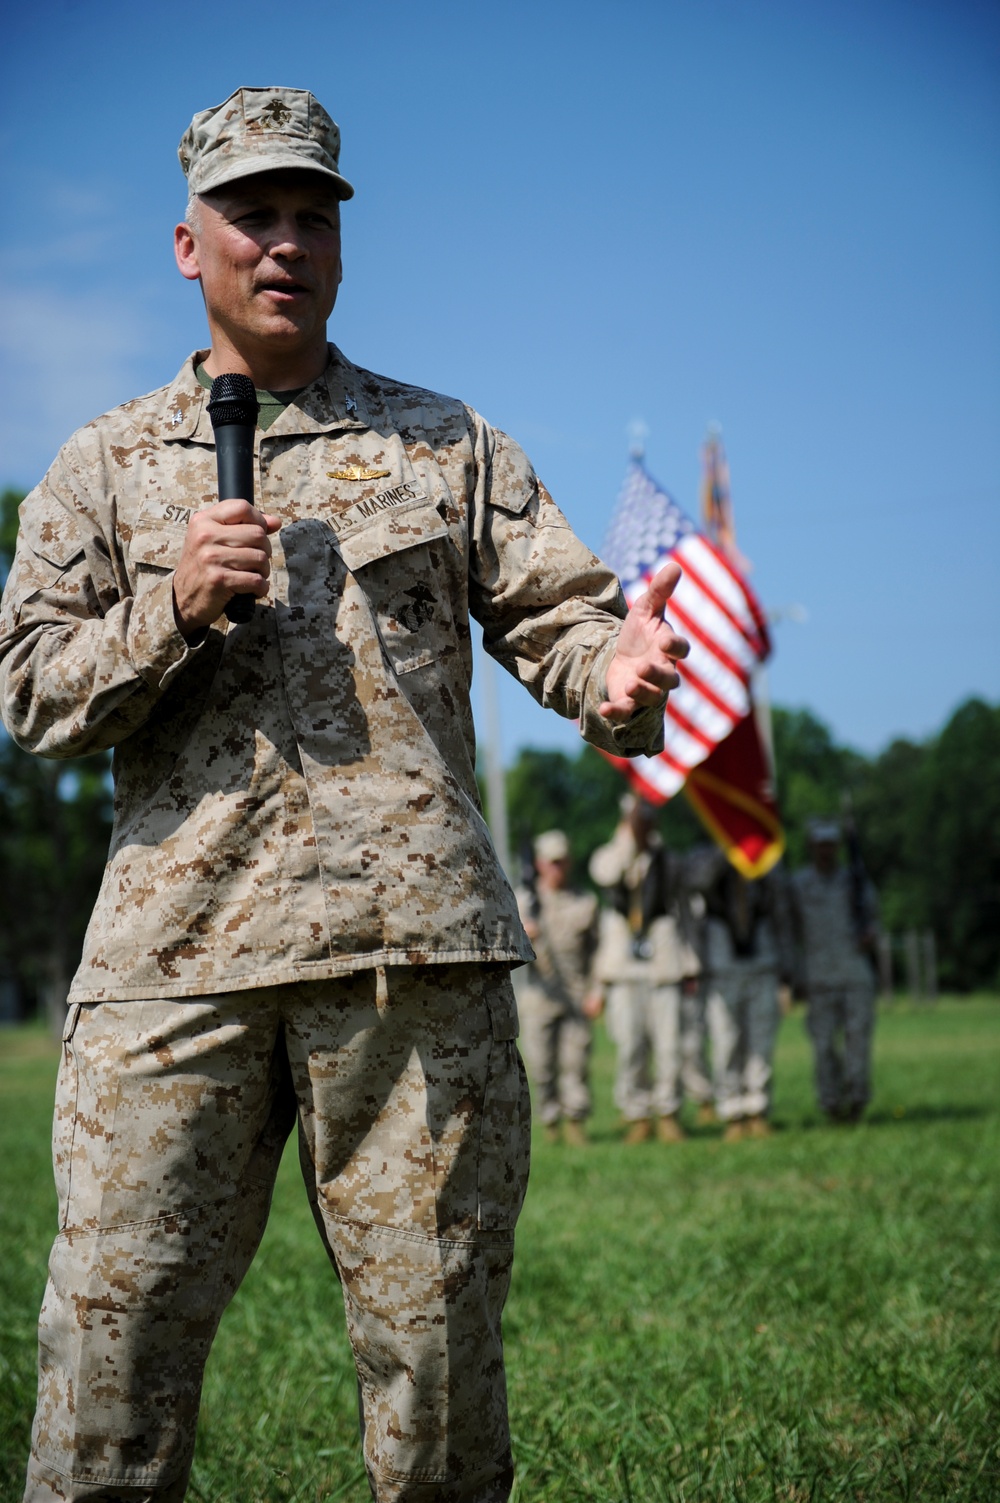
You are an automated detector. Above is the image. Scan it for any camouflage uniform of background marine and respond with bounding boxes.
[689,847,792,1138]
[589,809,700,1141]
[0,87,669,1503]
[790,822,880,1121]
[515,830,600,1142]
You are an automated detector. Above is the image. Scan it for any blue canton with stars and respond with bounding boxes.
[602,462,697,588]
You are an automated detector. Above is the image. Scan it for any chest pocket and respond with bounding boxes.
[128,519,188,580]
[336,498,450,675]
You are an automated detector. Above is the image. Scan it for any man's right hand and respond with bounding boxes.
[171,500,282,640]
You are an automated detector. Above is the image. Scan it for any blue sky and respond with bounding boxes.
[2,0,997,764]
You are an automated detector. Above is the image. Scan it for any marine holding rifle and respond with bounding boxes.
[589,795,701,1144]
[0,86,691,1503]
[790,818,881,1123]
[515,829,603,1146]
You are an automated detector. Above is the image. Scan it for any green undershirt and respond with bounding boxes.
[195,364,304,432]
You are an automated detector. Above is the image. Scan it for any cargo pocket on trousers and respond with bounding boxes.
[477,975,531,1232]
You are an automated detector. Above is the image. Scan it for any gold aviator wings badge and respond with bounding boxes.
[327,465,391,482]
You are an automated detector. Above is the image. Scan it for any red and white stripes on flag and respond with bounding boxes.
[601,461,771,801]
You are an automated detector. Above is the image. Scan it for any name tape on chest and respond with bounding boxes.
[342,480,427,526]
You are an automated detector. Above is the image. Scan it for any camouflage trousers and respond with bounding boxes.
[679,988,713,1107]
[24,964,530,1503]
[606,978,682,1120]
[516,988,592,1125]
[706,969,780,1121]
[806,983,876,1115]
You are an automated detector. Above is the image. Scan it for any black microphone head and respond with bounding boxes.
[207,373,259,429]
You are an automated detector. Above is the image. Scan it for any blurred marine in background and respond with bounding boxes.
[689,847,793,1139]
[515,829,602,1145]
[589,796,701,1143]
[790,819,881,1123]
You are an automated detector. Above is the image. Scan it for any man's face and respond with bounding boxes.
[811,839,839,875]
[536,855,571,891]
[628,802,656,847]
[175,169,343,374]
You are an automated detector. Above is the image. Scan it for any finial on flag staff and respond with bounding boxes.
[627,418,648,461]
[700,422,750,573]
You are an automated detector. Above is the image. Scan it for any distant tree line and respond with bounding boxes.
[1,486,997,1012]
[505,700,1000,993]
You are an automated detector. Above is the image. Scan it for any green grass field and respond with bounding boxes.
[2,997,998,1502]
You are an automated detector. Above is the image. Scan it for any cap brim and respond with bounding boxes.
[193,152,354,200]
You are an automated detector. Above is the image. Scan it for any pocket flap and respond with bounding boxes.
[335,497,448,573]
[17,491,85,570]
[487,431,537,518]
[129,523,187,570]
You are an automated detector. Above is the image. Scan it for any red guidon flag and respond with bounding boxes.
[600,458,783,878]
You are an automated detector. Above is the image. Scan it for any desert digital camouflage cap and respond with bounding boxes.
[534,829,571,862]
[179,86,355,199]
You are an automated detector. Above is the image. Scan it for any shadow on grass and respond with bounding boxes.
[535,1100,992,1149]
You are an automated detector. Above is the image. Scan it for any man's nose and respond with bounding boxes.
[270,221,308,259]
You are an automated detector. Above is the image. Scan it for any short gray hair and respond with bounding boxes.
[185,192,203,235]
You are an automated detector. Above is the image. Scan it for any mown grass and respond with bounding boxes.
[1,997,997,1501]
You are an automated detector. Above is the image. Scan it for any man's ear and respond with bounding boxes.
[174,222,201,283]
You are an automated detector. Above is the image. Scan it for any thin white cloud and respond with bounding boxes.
[0,288,152,488]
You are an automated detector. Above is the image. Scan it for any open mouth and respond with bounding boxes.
[260,280,310,299]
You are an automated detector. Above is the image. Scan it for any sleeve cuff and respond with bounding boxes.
[577,638,667,757]
[127,572,204,690]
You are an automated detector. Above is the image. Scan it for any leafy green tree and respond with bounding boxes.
[1,488,25,584]
[505,700,1000,991]
[0,487,114,1019]
[0,742,113,1016]
[771,706,865,868]
[504,743,708,888]
[912,699,1000,990]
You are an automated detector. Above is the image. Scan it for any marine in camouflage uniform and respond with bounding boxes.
[0,88,690,1503]
[515,829,601,1144]
[689,847,792,1140]
[790,820,880,1122]
[589,799,701,1143]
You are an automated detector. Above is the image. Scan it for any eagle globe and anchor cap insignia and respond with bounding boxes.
[256,98,294,130]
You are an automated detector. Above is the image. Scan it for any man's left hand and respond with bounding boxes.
[600,562,689,724]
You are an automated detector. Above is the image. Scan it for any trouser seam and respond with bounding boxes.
[323,1208,514,1249]
[30,1446,182,1488]
[374,1445,514,1486]
[58,1182,271,1238]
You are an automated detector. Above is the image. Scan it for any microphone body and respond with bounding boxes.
[207,373,260,625]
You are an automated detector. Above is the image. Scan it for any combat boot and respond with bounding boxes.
[722,1117,746,1143]
[623,1118,653,1144]
[745,1115,774,1139]
[543,1122,561,1145]
[656,1113,687,1144]
[563,1119,588,1147]
[695,1102,718,1127]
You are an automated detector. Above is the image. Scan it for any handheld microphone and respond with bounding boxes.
[207,373,260,625]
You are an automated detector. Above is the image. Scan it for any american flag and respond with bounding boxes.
[602,460,771,801]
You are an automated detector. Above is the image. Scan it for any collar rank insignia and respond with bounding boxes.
[327,465,392,482]
[345,394,357,414]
